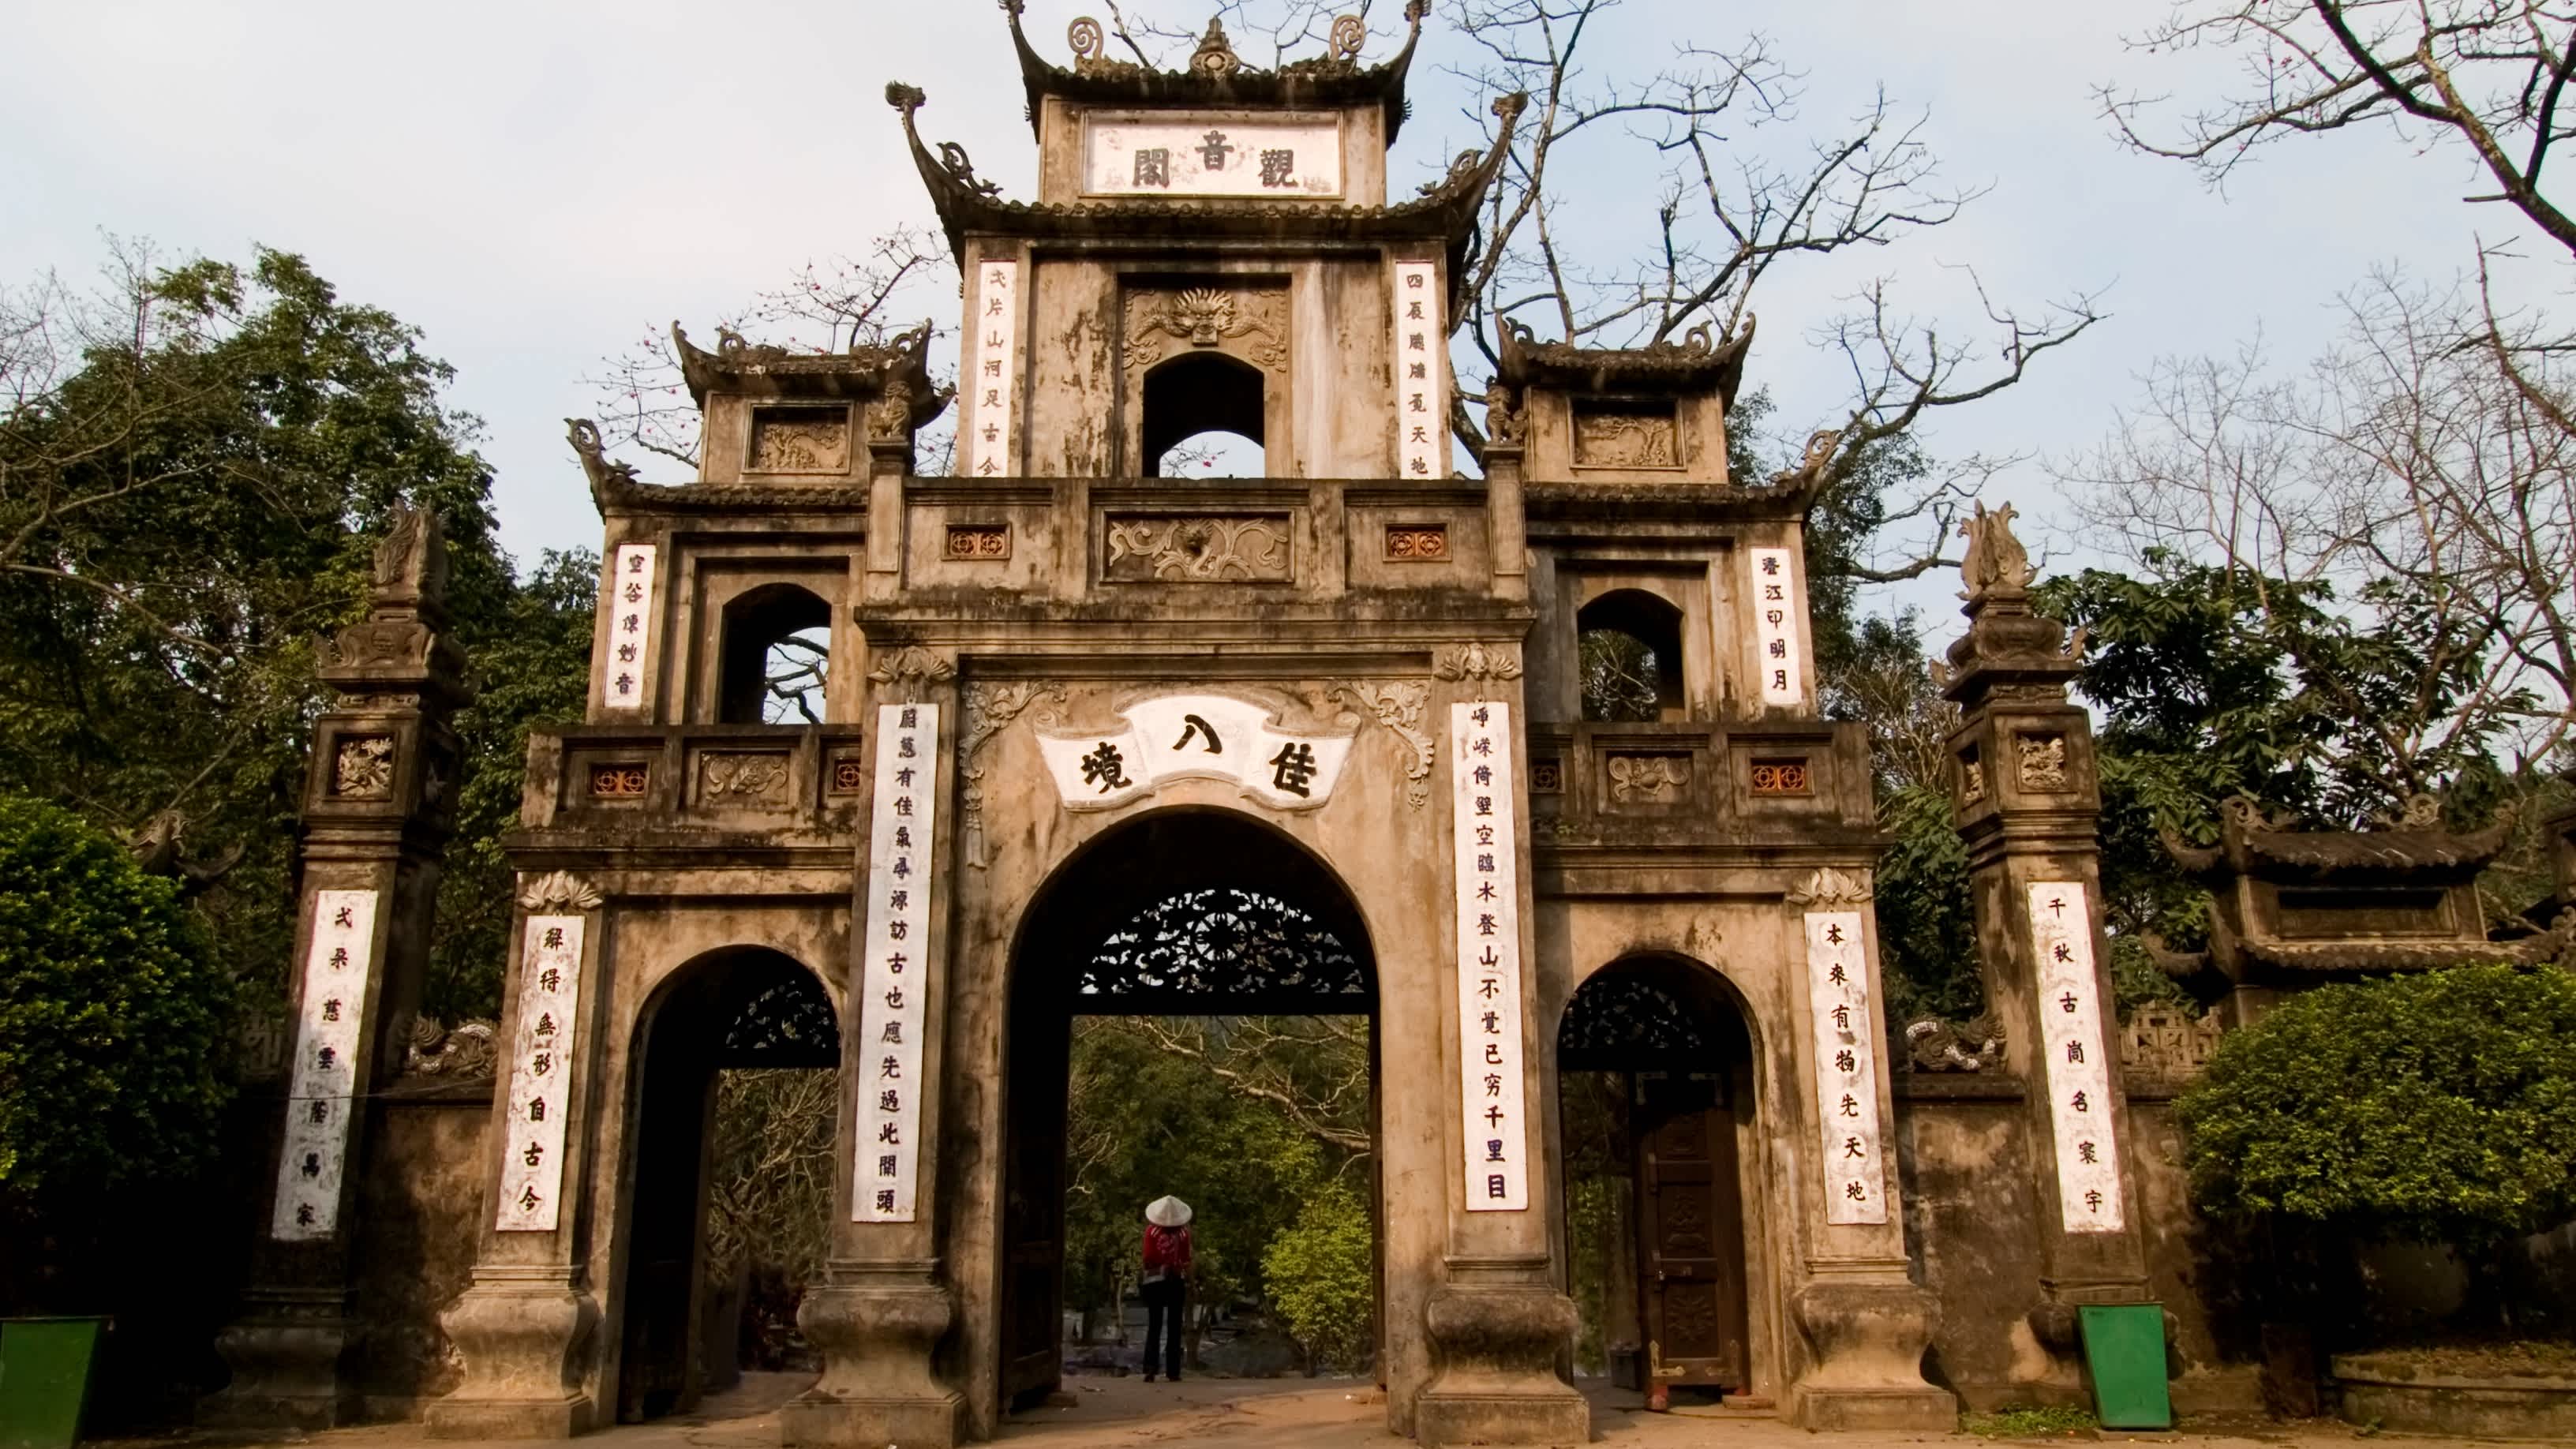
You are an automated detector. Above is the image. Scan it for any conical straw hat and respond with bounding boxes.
[1145,1195,1193,1227]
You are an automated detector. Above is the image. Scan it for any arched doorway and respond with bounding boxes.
[617,948,840,1422]
[1000,808,1379,1410]
[1556,957,1754,1402]
[1141,352,1266,477]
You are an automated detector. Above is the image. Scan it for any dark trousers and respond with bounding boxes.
[1141,1275,1184,1378]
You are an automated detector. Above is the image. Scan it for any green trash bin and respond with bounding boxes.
[0,1316,106,1449]
[2077,1303,2171,1431]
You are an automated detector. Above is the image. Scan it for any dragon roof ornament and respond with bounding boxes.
[1496,313,1756,408]
[1001,0,1430,142]
[886,80,1526,298]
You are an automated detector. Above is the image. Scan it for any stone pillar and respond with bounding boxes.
[426,871,609,1438]
[202,509,468,1429]
[1414,654,1589,1448]
[784,645,966,1449]
[1780,869,1956,1429]
[1938,504,2155,1375]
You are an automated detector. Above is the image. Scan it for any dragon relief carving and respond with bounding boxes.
[1104,517,1291,582]
[333,736,395,799]
[1330,681,1434,809]
[960,681,1066,868]
[1124,286,1289,374]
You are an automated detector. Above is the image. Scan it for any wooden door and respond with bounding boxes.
[1632,1072,1748,1390]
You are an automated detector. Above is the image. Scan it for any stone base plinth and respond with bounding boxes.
[1416,1274,1588,1448]
[780,1392,966,1449]
[1789,1277,1956,1432]
[787,1264,960,1449]
[424,1267,598,1440]
[423,1395,592,1440]
[1413,1391,1590,1447]
[199,1300,357,1431]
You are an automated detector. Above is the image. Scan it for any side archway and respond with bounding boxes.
[1555,954,1756,1402]
[616,948,839,1421]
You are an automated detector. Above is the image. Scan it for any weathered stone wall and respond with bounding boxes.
[1893,1081,2264,1413]
[350,1091,494,1417]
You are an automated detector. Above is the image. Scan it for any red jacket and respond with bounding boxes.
[1142,1224,1193,1277]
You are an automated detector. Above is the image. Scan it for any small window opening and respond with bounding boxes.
[720,584,831,725]
[1143,353,1264,477]
[1578,590,1685,723]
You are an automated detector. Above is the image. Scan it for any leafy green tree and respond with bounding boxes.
[1261,1180,1375,1371]
[0,792,231,1208]
[0,245,592,1017]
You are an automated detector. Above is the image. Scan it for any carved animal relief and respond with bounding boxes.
[2016,733,2069,791]
[698,752,791,807]
[1124,286,1290,374]
[1573,402,1679,467]
[1105,516,1291,582]
[747,407,852,473]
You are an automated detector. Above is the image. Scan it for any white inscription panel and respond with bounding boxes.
[1804,910,1889,1225]
[966,260,1019,477]
[1750,547,1805,708]
[1039,694,1353,811]
[603,544,657,713]
[2029,881,2125,1233]
[1452,701,1529,1211]
[272,889,379,1240]
[496,913,584,1231]
[1392,262,1445,479]
[1083,118,1342,198]
[855,703,940,1222]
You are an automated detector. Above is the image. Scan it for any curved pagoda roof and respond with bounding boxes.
[669,319,947,425]
[1000,0,1430,143]
[1496,314,1757,409]
[886,80,1527,305]
[2159,794,2516,881]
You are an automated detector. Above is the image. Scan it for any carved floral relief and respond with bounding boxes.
[1607,754,1690,804]
[333,736,395,799]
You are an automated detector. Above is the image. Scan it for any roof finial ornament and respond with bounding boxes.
[1190,15,1241,79]
[1957,500,2035,603]
[1328,13,1365,63]
[1069,15,1104,62]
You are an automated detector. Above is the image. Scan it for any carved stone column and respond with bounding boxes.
[1780,869,1956,1429]
[201,509,469,1429]
[784,644,965,1448]
[1414,654,1589,1448]
[426,871,609,1438]
[1938,504,2155,1380]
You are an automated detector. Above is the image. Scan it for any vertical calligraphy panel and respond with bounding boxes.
[272,889,379,1240]
[1451,701,1528,1211]
[1803,911,1889,1225]
[966,262,1019,478]
[854,703,940,1222]
[603,543,657,713]
[1749,547,1804,708]
[1392,261,1444,480]
[2027,881,2125,1233]
[496,915,585,1231]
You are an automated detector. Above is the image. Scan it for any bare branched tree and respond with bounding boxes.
[1127,1016,1376,1158]
[584,227,956,473]
[2065,271,2576,781]
[2103,2,2576,262]
[1095,0,2103,583]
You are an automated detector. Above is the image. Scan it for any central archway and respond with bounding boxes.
[1000,808,1380,1410]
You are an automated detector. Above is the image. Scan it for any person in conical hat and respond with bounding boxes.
[1139,1195,1194,1382]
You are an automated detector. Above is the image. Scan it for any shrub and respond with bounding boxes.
[2176,965,2576,1249]
[1262,1179,1375,1371]
[0,793,233,1208]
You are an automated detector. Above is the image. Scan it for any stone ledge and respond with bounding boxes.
[2332,1354,2576,1440]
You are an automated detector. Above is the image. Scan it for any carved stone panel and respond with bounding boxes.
[2016,732,2069,791]
[698,751,792,808]
[1607,753,1690,804]
[1573,399,1680,468]
[1123,286,1290,375]
[332,736,395,799]
[746,406,852,474]
[1104,516,1292,582]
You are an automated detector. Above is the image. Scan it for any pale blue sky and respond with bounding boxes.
[1,2,2535,638]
